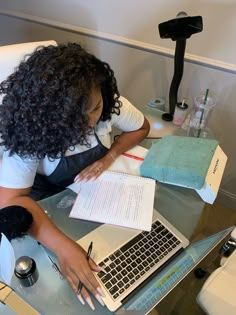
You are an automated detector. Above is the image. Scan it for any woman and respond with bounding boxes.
[0,42,150,309]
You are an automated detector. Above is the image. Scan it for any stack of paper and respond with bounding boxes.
[69,170,155,231]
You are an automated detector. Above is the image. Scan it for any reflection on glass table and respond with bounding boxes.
[141,105,215,144]
[1,182,216,315]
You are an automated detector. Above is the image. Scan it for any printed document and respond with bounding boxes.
[69,171,155,231]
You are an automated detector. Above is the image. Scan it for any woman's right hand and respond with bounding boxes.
[55,238,105,310]
[0,187,105,310]
[0,188,105,309]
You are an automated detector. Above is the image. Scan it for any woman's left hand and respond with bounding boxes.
[74,154,114,183]
[74,117,150,183]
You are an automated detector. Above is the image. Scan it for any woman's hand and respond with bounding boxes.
[74,117,149,183]
[0,188,106,310]
[56,238,105,309]
[74,153,114,183]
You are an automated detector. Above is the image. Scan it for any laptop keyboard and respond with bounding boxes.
[97,219,181,301]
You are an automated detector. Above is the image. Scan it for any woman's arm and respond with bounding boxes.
[108,116,150,159]
[0,187,105,309]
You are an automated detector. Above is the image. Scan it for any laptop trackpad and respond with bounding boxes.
[77,210,159,263]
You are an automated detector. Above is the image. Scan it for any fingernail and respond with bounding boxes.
[75,174,81,180]
[97,286,106,298]
[75,177,84,183]
[95,293,105,306]
[85,296,95,310]
[77,294,85,305]
[98,266,106,273]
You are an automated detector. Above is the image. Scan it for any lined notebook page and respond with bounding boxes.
[69,171,155,231]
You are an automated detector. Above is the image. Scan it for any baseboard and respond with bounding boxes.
[216,188,236,210]
[0,9,236,74]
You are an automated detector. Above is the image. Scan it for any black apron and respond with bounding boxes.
[30,133,108,201]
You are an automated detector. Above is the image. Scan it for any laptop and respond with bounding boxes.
[77,208,189,312]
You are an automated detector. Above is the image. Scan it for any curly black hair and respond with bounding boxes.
[0,42,121,159]
[0,205,33,241]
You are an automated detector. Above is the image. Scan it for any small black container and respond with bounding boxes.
[14,256,39,287]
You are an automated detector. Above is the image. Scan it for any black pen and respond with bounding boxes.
[47,255,64,280]
[77,241,93,295]
[38,242,64,280]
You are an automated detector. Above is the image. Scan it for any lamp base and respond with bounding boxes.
[162,112,173,121]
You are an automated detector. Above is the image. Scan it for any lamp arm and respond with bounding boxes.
[169,39,186,116]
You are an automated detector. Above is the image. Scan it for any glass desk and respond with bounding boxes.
[140,105,215,143]
[2,181,228,315]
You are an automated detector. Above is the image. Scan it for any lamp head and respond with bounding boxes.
[159,12,203,41]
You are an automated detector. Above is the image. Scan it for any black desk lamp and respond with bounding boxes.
[158,12,203,121]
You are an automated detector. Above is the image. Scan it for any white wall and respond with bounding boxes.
[0,2,236,208]
[0,0,236,67]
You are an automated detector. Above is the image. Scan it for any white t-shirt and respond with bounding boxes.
[0,96,144,189]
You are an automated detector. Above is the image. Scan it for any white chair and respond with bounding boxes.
[197,227,236,315]
[0,40,57,165]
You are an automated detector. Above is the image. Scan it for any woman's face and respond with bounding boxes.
[86,86,103,128]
